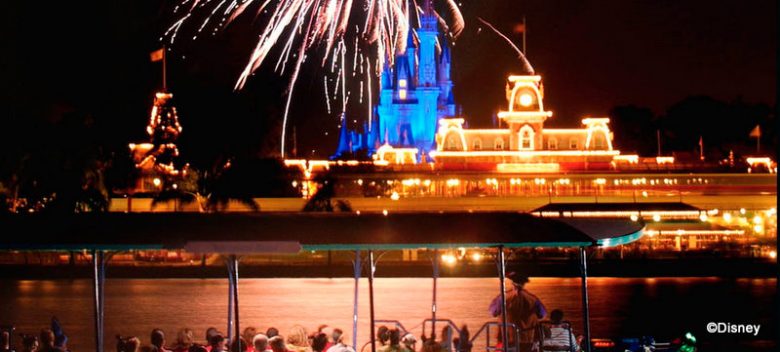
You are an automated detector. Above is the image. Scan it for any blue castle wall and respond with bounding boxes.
[333,9,456,160]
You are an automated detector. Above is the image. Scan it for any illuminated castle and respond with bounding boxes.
[430,75,633,172]
[333,0,456,160]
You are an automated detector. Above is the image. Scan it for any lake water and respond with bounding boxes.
[0,278,775,351]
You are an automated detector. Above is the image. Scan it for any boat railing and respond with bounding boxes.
[469,321,522,352]
[372,318,521,352]
[421,318,462,340]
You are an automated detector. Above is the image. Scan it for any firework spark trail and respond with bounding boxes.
[333,61,342,97]
[279,0,320,158]
[163,0,464,157]
[275,0,316,74]
[366,56,372,131]
[477,17,534,74]
[235,0,304,89]
[340,39,347,114]
[324,76,332,114]
[194,0,228,40]
[442,0,463,37]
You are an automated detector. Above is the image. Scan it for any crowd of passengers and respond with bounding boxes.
[2,315,581,352]
[3,324,469,352]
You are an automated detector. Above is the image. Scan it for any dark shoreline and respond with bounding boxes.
[0,258,775,279]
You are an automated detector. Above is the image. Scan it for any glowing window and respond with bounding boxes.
[472,138,482,151]
[399,89,407,100]
[399,79,407,88]
[548,137,558,150]
[494,137,505,150]
[519,125,534,150]
[569,139,579,149]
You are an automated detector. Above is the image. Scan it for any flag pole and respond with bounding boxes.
[656,130,661,156]
[522,16,527,55]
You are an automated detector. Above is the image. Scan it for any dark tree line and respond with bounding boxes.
[0,106,301,214]
[610,96,776,159]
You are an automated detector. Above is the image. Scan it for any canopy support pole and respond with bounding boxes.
[579,247,591,352]
[497,245,509,352]
[226,255,241,346]
[352,250,361,351]
[368,250,377,352]
[227,257,234,343]
[91,250,106,352]
[432,249,439,341]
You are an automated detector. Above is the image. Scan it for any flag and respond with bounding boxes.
[698,136,704,160]
[749,125,761,138]
[513,23,526,33]
[150,48,165,62]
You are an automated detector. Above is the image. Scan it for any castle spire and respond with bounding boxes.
[335,113,352,158]
[423,0,433,13]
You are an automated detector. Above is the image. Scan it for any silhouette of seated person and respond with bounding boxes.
[540,310,582,352]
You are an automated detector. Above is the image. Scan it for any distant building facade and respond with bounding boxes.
[430,75,631,172]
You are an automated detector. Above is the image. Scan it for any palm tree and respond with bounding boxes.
[303,173,352,212]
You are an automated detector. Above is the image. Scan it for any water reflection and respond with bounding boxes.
[0,278,774,351]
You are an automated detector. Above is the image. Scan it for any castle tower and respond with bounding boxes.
[418,0,438,87]
[498,75,553,151]
[332,0,459,161]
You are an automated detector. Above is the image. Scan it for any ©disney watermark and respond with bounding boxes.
[706,322,761,336]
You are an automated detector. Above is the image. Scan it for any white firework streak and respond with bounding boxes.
[162,0,464,157]
[340,39,347,114]
[477,17,534,75]
[365,56,372,132]
[323,76,332,114]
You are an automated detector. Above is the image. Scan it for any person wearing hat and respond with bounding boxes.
[488,272,547,352]
[400,333,416,352]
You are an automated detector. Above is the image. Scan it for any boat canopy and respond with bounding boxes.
[533,201,702,213]
[0,212,645,252]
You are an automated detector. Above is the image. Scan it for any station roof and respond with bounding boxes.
[533,202,701,213]
[0,212,645,253]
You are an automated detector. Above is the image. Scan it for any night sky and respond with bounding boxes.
[1,0,776,162]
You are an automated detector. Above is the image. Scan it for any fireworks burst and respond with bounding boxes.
[161,0,464,157]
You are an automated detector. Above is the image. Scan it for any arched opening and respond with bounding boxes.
[472,138,482,151]
[494,137,505,150]
[547,137,558,150]
[444,131,465,151]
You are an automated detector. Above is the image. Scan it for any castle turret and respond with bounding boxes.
[335,114,352,158]
[438,44,455,117]
[406,33,418,85]
[418,0,438,87]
